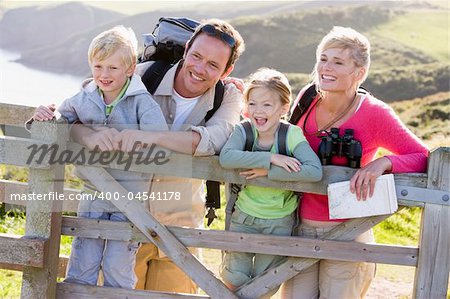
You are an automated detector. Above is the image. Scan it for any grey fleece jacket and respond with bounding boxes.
[58,74,168,194]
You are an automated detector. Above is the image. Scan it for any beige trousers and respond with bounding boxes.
[280,224,376,299]
[134,243,198,293]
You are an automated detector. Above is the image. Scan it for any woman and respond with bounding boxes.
[281,26,429,299]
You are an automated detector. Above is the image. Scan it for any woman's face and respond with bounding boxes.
[316,47,360,92]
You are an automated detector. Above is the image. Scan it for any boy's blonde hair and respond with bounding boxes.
[244,68,292,106]
[312,26,371,87]
[88,25,138,68]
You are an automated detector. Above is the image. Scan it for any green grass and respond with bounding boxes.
[373,207,422,246]
[370,11,449,62]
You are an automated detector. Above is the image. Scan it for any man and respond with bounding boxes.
[74,18,245,293]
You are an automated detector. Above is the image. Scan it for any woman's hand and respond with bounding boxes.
[270,154,301,173]
[33,104,56,121]
[240,168,268,179]
[223,76,245,93]
[350,157,392,200]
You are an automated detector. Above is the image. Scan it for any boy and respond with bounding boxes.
[31,26,167,288]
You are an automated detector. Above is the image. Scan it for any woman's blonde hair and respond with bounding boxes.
[312,26,371,87]
[244,68,292,118]
[88,25,138,68]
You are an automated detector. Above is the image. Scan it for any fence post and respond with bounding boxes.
[414,147,450,298]
[20,120,67,299]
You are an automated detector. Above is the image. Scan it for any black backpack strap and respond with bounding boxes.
[289,84,317,125]
[205,81,225,122]
[241,120,254,151]
[277,122,290,156]
[141,60,174,95]
[204,81,225,226]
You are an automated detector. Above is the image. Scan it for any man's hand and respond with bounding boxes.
[113,129,154,153]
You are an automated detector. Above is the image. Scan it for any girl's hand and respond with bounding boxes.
[350,157,392,200]
[32,104,56,121]
[270,154,301,173]
[223,76,245,93]
[240,168,268,179]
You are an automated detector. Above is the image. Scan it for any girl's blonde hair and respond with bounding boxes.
[312,26,371,87]
[88,25,138,68]
[244,68,292,118]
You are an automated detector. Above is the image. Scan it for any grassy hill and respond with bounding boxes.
[1,1,447,102]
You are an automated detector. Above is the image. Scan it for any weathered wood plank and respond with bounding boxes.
[0,234,47,268]
[0,136,433,203]
[0,136,53,168]
[0,255,69,278]
[63,143,428,197]
[61,216,418,266]
[76,166,237,299]
[1,175,435,209]
[0,103,35,126]
[0,179,80,212]
[20,119,67,299]
[414,148,450,299]
[236,214,393,298]
[56,282,209,298]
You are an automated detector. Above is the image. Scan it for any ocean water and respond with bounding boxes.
[0,49,83,108]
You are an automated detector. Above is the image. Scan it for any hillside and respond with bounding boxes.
[390,91,450,148]
[0,2,124,51]
[0,1,448,101]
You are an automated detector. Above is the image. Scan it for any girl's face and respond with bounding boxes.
[316,47,362,93]
[246,86,289,136]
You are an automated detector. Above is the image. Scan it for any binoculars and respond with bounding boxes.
[318,128,362,168]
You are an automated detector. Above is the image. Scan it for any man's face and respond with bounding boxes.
[174,33,233,98]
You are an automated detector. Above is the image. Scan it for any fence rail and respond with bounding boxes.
[0,103,449,298]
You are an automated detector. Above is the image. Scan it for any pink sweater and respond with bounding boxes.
[294,93,429,222]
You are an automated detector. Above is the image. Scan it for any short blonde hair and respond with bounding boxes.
[244,68,292,118]
[312,26,371,86]
[88,25,138,68]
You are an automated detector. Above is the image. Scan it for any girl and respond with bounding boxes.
[219,68,322,292]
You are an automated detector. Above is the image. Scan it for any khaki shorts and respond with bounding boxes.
[134,243,198,293]
[280,224,376,299]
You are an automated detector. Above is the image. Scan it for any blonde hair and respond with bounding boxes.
[88,25,138,68]
[244,68,292,118]
[188,18,245,71]
[312,26,371,87]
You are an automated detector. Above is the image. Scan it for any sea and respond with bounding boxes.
[0,49,82,108]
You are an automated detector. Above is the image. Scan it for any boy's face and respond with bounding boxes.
[90,49,135,104]
[174,33,234,98]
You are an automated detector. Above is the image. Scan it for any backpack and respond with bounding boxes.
[140,17,200,64]
[225,120,291,230]
[139,17,225,226]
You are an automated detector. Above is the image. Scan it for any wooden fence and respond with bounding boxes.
[0,103,449,298]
